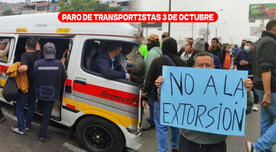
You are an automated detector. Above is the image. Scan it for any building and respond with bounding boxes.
[0,2,24,16]
[22,0,60,14]
[108,0,134,11]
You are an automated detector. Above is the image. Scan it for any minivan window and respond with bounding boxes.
[14,37,72,69]
[81,39,144,85]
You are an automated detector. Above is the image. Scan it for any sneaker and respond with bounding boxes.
[11,126,25,135]
[253,104,259,111]
[142,122,155,131]
[246,141,256,152]
[36,137,47,144]
[25,124,31,131]
[25,126,30,131]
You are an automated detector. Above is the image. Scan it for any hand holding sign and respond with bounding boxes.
[155,76,164,88]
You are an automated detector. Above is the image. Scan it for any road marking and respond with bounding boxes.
[63,142,87,152]
[2,107,67,134]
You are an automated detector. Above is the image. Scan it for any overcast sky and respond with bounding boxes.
[137,0,275,45]
[0,0,112,2]
[1,0,275,44]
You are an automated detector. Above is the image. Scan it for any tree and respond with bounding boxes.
[2,9,14,16]
[94,3,122,11]
[59,0,122,12]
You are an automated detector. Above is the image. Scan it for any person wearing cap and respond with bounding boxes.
[0,39,12,61]
[187,38,222,69]
[142,34,162,131]
[142,37,186,152]
[11,38,41,135]
[33,42,67,143]
[145,34,162,73]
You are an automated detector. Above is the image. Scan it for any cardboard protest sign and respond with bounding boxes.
[160,66,248,136]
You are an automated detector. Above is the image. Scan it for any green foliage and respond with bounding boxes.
[59,0,122,12]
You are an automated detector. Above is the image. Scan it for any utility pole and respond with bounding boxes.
[192,23,194,39]
[168,0,171,36]
[215,28,217,37]
[207,22,209,42]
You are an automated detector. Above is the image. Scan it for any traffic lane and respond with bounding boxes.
[0,119,74,152]
[137,109,276,152]
[0,105,86,152]
[0,104,137,152]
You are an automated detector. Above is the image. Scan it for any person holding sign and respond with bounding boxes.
[247,19,276,152]
[155,51,253,152]
[142,37,186,152]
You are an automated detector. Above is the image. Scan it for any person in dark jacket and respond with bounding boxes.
[209,37,224,65]
[142,37,186,152]
[234,41,254,74]
[34,42,67,143]
[247,19,276,152]
[91,42,131,80]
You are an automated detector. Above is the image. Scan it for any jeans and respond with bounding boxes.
[38,100,55,138]
[154,101,180,152]
[253,89,276,152]
[147,91,155,125]
[16,91,36,131]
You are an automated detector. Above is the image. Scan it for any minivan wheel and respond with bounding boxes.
[76,116,125,152]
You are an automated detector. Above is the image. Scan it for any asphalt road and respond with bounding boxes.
[0,104,275,152]
[136,106,276,152]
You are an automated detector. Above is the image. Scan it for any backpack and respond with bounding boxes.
[2,77,18,102]
[34,59,61,102]
[36,85,58,102]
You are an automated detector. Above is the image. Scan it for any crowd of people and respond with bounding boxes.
[140,19,275,152]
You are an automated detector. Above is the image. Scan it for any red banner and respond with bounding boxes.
[58,11,218,23]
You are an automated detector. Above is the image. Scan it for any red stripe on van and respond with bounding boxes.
[65,79,72,86]
[0,65,8,73]
[72,81,139,107]
[66,104,76,110]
